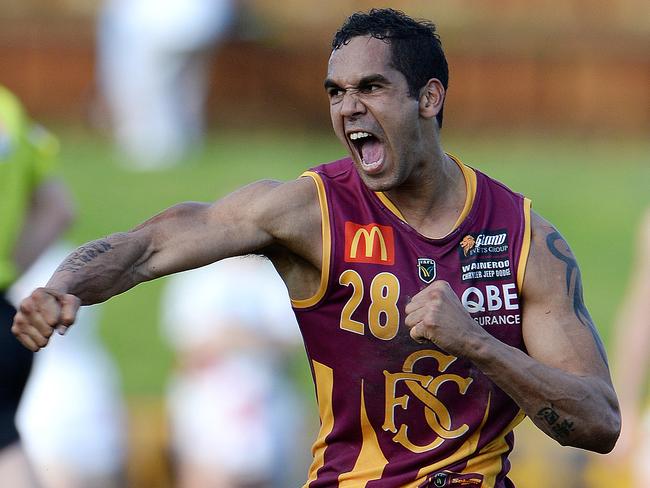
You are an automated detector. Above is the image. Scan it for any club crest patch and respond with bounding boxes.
[417,258,437,284]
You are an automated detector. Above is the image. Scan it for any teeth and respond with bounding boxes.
[349,131,370,141]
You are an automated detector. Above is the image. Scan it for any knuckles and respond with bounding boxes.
[32,287,53,303]
[409,326,428,344]
[60,315,75,327]
[19,300,35,314]
[417,280,454,302]
[11,322,22,336]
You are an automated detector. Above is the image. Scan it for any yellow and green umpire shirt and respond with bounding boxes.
[0,85,59,289]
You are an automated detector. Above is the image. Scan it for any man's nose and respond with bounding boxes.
[340,91,366,118]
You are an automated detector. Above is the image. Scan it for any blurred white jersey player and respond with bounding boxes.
[162,256,308,488]
[9,244,127,488]
[97,0,235,169]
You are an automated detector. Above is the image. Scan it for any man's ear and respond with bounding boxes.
[419,78,445,120]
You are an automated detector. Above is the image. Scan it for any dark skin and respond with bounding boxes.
[12,36,620,453]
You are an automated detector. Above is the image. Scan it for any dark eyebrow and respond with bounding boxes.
[357,74,391,87]
[323,74,391,91]
[323,79,339,90]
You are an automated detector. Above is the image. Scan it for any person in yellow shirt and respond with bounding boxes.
[0,85,74,486]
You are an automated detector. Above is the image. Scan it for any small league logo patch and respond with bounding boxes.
[417,258,437,284]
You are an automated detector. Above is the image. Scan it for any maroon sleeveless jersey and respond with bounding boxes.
[292,155,532,488]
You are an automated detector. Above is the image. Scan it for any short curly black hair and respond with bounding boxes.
[332,8,449,128]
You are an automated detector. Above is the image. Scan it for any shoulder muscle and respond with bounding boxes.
[521,211,610,376]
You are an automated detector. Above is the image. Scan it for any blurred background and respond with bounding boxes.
[1,0,649,486]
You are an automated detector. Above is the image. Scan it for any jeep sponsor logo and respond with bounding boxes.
[461,259,512,282]
[459,229,509,259]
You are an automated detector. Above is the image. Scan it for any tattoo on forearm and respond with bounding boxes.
[56,240,113,273]
[536,405,575,441]
[546,231,608,363]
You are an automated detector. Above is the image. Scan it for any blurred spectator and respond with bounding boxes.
[9,243,127,488]
[97,0,236,170]
[161,256,308,488]
[609,209,650,486]
[0,85,74,487]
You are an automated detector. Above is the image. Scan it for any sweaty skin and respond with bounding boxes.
[12,35,619,453]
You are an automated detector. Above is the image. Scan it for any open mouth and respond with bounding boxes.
[348,131,385,173]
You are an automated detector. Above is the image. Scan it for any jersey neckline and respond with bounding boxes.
[371,153,479,245]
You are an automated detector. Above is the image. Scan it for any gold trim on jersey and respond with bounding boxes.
[292,171,332,308]
[461,409,526,487]
[304,360,335,488]
[338,380,388,486]
[374,153,477,235]
[516,198,533,290]
[448,153,478,230]
[374,191,407,221]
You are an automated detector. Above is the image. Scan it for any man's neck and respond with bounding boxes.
[384,149,467,239]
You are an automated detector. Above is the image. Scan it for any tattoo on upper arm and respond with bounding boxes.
[545,231,608,364]
[536,405,575,441]
[56,240,113,273]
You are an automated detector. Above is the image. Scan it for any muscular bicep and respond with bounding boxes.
[521,212,610,379]
[140,177,321,279]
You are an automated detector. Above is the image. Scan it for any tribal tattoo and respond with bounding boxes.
[545,231,608,364]
[56,240,113,273]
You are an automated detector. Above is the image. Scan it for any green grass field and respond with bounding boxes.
[54,127,650,395]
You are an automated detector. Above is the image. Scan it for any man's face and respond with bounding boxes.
[325,36,422,192]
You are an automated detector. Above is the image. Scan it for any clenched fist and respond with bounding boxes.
[404,280,486,356]
[11,288,81,351]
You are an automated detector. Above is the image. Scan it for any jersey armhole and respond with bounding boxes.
[516,197,533,290]
[291,171,332,309]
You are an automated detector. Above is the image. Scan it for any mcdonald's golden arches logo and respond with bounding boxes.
[344,222,395,265]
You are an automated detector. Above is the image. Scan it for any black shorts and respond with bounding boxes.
[0,293,33,449]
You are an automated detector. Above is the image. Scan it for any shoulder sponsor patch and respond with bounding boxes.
[458,229,509,260]
[344,222,395,265]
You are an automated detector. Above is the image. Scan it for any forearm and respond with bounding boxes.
[466,332,619,453]
[43,201,240,305]
[46,232,151,305]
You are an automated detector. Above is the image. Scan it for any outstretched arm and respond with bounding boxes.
[405,211,620,453]
[12,177,321,351]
